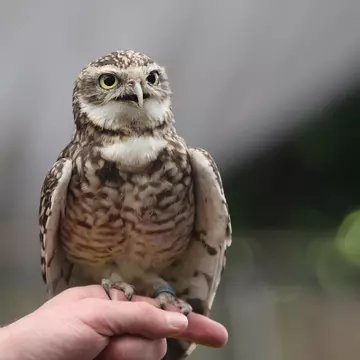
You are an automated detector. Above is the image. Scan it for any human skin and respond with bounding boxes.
[0,285,228,360]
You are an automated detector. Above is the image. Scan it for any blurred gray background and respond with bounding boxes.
[1,0,360,359]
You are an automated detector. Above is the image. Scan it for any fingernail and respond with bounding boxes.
[166,312,188,330]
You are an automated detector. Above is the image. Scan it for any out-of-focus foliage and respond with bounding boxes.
[222,83,360,297]
[336,210,360,267]
[226,83,360,230]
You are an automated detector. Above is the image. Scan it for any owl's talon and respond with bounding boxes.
[101,278,113,300]
[101,278,135,301]
[123,287,134,301]
[155,286,192,315]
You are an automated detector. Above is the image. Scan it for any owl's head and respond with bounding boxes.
[73,50,172,131]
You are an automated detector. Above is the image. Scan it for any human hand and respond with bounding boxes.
[0,285,228,360]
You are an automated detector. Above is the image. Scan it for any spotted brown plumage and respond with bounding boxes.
[39,50,232,360]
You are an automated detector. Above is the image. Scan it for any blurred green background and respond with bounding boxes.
[1,1,360,359]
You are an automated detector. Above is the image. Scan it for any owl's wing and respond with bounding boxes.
[39,158,74,297]
[185,147,232,312]
[164,147,232,360]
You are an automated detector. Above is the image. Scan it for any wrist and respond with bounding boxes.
[0,319,38,360]
[0,325,18,360]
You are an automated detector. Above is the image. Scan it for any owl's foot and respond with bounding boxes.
[155,285,193,316]
[101,278,135,301]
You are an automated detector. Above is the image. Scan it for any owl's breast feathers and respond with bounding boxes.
[59,132,195,273]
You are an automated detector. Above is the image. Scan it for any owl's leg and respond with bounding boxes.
[101,273,135,301]
[156,289,193,316]
[148,277,193,315]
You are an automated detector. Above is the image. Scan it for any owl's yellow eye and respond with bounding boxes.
[146,71,159,86]
[99,74,119,89]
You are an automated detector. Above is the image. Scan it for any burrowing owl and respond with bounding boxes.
[39,50,232,359]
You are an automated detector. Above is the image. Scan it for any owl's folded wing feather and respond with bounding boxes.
[39,158,73,297]
[164,147,232,360]
[186,147,232,312]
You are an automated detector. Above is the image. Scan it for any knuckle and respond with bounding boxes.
[76,297,95,310]
[109,288,127,301]
[136,301,155,314]
[62,286,79,296]
[134,301,162,324]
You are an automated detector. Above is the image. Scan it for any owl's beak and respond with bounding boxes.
[116,80,146,107]
[133,82,143,108]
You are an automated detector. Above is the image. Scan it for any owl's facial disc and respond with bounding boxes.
[75,51,172,130]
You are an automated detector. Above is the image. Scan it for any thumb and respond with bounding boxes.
[72,298,188,339]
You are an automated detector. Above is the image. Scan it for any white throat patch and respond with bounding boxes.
[80,97,171,130]
[98,136,167,167]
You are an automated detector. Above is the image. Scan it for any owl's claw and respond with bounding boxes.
[101,278,113,300]
[155,285,192,316]
[101,278,135,301]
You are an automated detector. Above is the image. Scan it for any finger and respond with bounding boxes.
[74,299,188,339]
[41,285,158,308]
[174,312,228,347]
[43,286,228,347]
[98,336,167,360]
[145,301,228,348]
[40,285,110,309]
[113,292,228,346]
[109,288,157,303]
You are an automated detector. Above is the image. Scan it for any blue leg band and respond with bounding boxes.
[155,285,176,298]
